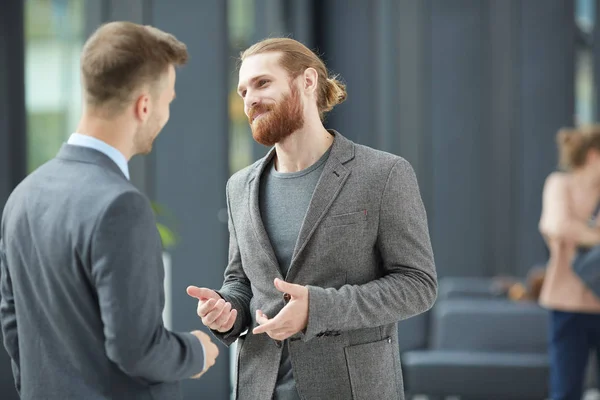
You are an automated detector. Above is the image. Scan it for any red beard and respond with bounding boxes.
[248,85,304,146]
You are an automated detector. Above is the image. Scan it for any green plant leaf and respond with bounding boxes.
[156,222,177,250]
[151,201,179,250]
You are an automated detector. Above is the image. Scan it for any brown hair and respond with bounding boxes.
[81,21,188,115]
[557,124,600,170]
[240,38,347,120]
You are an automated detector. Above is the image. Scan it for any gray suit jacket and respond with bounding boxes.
[215,131,437,400]
[0,144,205,400]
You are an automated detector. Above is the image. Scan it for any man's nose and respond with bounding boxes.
[245,94,259,110]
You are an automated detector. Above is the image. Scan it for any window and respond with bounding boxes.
[575,0,596,126]
[25,0,85,173]
[228,0,255,175]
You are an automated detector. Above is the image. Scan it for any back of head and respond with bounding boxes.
[557,124,600,170]
[81,21,188,116]
[240,38,347,120]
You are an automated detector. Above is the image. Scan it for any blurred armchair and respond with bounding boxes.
[402,297,549,400]
[399,276,550,400]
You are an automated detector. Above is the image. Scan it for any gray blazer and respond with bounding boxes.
[0,144,205,400]
[215,131,437,400]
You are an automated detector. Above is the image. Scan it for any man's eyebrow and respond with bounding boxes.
[237,75,272,94]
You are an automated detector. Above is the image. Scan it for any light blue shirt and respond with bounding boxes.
[67,133,130,180]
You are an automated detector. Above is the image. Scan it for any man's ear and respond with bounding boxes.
[302,67,319,94]
[134,93,151,122]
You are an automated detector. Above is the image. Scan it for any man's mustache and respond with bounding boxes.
[248,104,274,122]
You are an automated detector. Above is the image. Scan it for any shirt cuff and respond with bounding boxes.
[202,339,206,372]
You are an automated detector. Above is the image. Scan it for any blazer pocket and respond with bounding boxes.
[324,211,367,228]
[344,337,397,400]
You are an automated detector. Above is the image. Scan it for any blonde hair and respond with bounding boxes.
[81,21,188,115]
[557,125,600,170]
[240,38,347,120]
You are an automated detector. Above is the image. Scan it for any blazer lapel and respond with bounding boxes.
[288,131,355,272]
[247,148,283,278]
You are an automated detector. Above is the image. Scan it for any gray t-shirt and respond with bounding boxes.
[259,148,331,400]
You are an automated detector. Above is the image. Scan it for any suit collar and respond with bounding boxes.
[67,133,130,180]
[328,129,355,165]
[56,144,128,180]
[248,130,354,183]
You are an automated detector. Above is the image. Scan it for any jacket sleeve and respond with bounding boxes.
[212,180,253,346]
[303,158,438,341]
[92,191,205,383]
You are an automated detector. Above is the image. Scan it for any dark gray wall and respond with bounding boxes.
[320,0,575,278]
[515,0,575,275]
[488,0,519,281]
[0,2,27,210]
[317,0,377,147]
[284,0,315,48]
[429,0,490,277]
[397,0,433,218]
[0,2,26,399]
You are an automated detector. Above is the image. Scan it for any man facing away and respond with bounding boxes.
[187,38,437,399]
[0,21,218,400]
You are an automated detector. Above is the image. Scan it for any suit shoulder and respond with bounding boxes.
[226,157,264,193]
[91,190,153,238]
[2,159,57,212]
[72,166,144,212]
[353,143,414,174]
[99,188,150,215]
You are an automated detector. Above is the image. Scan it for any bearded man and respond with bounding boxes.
[187,37,437,400]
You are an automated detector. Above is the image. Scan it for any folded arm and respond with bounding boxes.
[539,173,600,247]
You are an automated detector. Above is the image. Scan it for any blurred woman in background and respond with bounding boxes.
[539,125,600,400]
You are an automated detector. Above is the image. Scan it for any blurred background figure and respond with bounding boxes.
[539,126,600,400]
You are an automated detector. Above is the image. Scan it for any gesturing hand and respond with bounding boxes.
[187,286,237,333]
[252,278,309,341]
[189,330,219,379]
